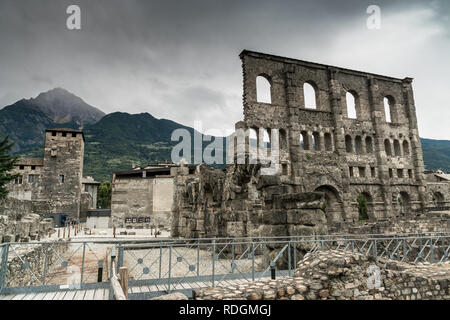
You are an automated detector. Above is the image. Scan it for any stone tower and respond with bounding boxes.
[40,128,85,218]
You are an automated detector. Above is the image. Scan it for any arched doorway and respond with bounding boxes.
[357,192,373,221]
[314,186,344,224]
[432,192,445,207]
[397,192,411,216]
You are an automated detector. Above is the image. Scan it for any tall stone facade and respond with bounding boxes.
[172,50,448,239]
[8,128,85,218]
[238,50,428,223]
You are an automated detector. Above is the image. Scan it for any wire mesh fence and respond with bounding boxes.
[0,232,449,294]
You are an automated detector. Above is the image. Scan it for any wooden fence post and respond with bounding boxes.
[119,267,129,299]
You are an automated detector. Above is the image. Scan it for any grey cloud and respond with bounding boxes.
[0,0,449,138]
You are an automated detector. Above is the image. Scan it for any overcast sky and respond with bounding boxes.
[0,0,449,139]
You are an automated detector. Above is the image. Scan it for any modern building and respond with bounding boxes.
[111,163,195,228]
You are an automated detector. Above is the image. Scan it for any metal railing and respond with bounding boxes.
[0,232,449,298]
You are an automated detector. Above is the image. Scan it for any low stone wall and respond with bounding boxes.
[4,242,68,287]
[0,198,51,220]
[193,250,450,300]
[0,198,54,242]
[330,212,449,235]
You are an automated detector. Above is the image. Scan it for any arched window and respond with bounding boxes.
[384,96,394,123]
[398,192,410,216]
[262,129,270,144]
[256,75,271,103]
[248,128,258,161]
[433,192,445,206]
[394,140,401,156]
[249,128,258,147]
[357,193,373,221]
[263,129,271,156]
[402,140,410,156]
[279,129,288,151]
[384,139,392,156]
[346,91,357,119]
[303,82,317,109]
[312,132,320,151]
[324,133,333,151]
[256,128,271,159]
[354,136,363,154]
[345,135,353,153]
[300,131,310,150]
[365,136,373,153]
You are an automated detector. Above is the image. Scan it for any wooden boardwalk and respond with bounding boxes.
[0,277,271,300]
[0,288,110,300]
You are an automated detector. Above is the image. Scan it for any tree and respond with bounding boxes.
[0,134,19,199]
[97,181,112,209]
[357,194,369,222]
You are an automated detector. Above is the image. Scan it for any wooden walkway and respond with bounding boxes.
[0,277,278,300]
[0,288,110,300]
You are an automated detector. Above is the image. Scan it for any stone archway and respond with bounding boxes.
[397,192,411,216]
[314,185,345,224]
[432,192,445,207]
[357,192,374,221]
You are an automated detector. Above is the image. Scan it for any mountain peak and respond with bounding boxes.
[34,87,86,105]
[27,87,106,126]
[41,87,74,96]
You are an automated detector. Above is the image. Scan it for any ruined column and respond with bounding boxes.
[367,76,393,218]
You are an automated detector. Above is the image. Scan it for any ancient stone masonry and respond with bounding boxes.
[194,250,450,300]
[238,50,428,222]
[0,198,54,242]
[425,170,450,209]
[171,50,449,239]
[172,163,327,239]
[330,212,450,235]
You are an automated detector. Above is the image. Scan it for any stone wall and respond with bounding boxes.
[426,182,450,208]
[194,250,450,300]
[0,198,54,242]
[3,242,68,287]
[330,211,450,235]
[171,162,449,241]
[172,163,328,239]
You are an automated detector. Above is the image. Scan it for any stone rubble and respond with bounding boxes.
[193,250,450,300]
